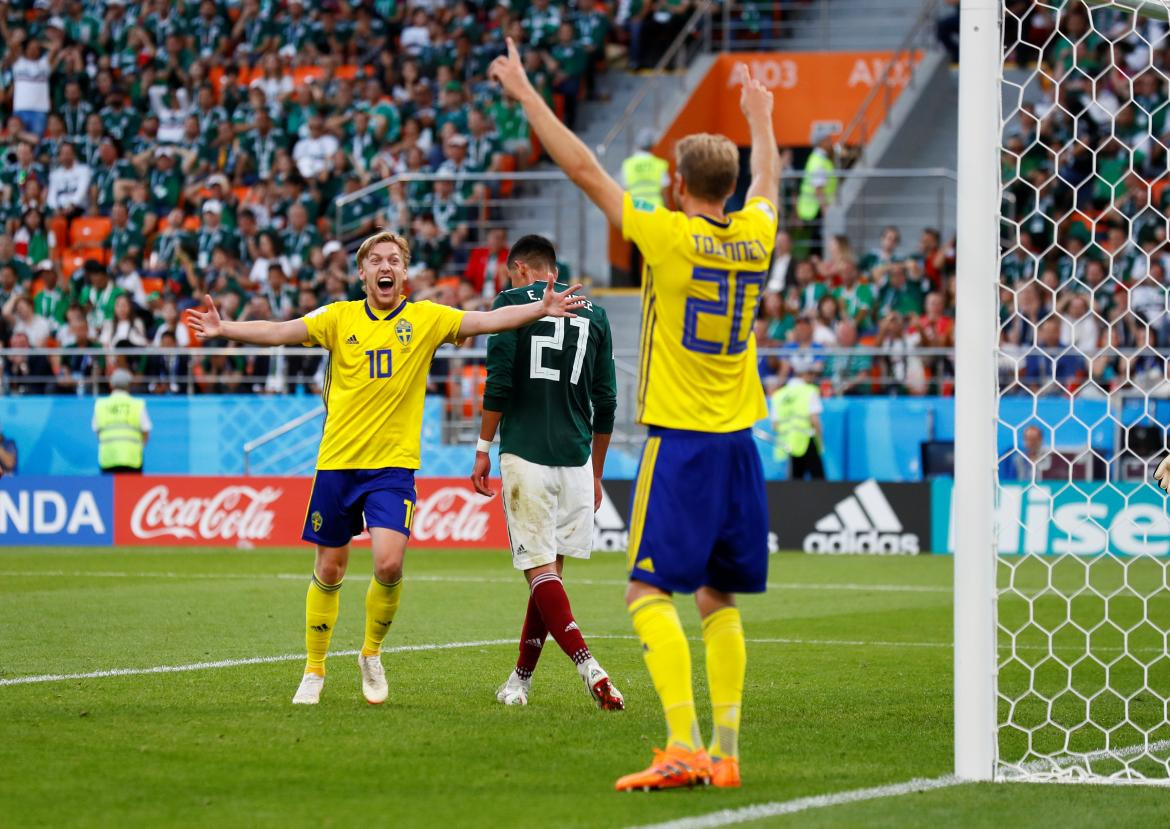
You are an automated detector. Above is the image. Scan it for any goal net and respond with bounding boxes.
[993,0,1170,783]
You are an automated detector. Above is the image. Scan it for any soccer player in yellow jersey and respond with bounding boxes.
[491,42,780,789]
[186,231,585,705]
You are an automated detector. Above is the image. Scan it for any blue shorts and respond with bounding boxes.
[627,427,768,594]
[302,467,417,548]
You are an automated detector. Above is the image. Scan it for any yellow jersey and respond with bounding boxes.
[302,298,465,470]
[623,192,778,432]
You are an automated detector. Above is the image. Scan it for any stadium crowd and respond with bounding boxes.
[0,0,648,395]
[10,1,1160,406]
[997,1,1170,400]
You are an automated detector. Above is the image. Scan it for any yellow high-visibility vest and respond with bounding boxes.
[770,380,819,460]
[796,149,837,221]
[94,392,145,470]
[622,152,669,207]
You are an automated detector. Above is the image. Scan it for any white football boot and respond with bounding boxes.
[358,654,388,704]
[292,672,325,705]
[496,669,532,706]
[580,659,625,711]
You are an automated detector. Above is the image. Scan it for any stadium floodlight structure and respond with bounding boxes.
[957,0,1170,784]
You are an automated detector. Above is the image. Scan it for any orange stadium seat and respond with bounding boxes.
[70,216,112,250]
[48,215,69,258]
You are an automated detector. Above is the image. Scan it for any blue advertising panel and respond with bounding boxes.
[0,476,114,547]
[931,477,1170,556]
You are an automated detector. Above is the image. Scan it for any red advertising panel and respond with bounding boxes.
[112,476,508,549]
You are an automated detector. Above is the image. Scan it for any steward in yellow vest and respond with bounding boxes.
[93,368,151,473]
[796,137,837,222]
[621,129,670,208]
[769,369,824,480]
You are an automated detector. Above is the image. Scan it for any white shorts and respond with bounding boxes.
[499,452,594,571]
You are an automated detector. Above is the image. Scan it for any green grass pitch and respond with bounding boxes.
[1,547,1168,828]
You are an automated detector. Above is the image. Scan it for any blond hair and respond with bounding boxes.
[675,133,739,203]
[356,230,412,271]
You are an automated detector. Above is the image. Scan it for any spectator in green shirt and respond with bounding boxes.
[876,262,926,318]
[549,23,585,129]
[833,261,877,332]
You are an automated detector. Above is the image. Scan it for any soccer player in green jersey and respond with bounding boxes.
[470,235,624,710]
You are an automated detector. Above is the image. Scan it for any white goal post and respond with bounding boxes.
[956,0,1170,784]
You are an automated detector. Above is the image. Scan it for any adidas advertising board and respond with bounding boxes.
[770,480,931,555]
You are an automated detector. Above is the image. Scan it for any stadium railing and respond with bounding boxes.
[713,0,942,52]
[834,0,945,157]
[596,0,715,165]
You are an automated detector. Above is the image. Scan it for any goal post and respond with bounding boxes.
[954,0,1001,784]
[958,0,1170,785]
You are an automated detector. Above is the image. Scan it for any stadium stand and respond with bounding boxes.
[0,0,967,403]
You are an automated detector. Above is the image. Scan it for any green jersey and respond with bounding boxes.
[484,282,617,468]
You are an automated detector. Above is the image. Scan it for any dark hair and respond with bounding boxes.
[506,234,556,272]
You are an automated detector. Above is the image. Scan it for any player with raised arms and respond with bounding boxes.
[490,42,780,789]
[186,231,586,706]
[469,234,623,711]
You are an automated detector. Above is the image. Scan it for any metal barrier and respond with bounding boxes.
[595,0,715,165]
[714,0,941,53]
[331,170,602,283]
[835,0,944,154]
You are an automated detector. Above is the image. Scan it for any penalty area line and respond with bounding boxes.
[0,638,515,687]
[624,775,963,829]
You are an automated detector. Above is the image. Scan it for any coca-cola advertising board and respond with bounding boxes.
[112,476,509,549]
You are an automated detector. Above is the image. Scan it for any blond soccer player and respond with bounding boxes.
[490,42,781,789]
[186,231,585,705]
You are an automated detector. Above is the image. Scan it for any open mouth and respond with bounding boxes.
[376,276,394,291]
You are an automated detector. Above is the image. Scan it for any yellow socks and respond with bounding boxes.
[305,574,342,676]
[361,575,403,657]
[702,606,746,760]
[629,594,700,751]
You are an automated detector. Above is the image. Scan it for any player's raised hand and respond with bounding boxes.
[488,37,532,99]
[540,275,586,318]
[1155,456,1170,492]
[184,294,223,341]
[471,451,494,498]
[737,63,773,123]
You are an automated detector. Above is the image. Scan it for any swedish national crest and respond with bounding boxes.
[395,319,413,346]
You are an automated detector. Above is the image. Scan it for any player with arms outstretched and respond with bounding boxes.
[186,231,585,706]
[469,234,623,711]
[491,42,780,789]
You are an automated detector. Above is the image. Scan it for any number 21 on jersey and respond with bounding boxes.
[530,316,589,384]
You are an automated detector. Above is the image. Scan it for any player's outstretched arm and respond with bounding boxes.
[457,276,585,338]
[739,64,781,206]
[185,294,309,346]
[490,38,624,228]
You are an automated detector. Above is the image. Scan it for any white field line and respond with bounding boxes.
[0,638,516,687]
[999,737,1170,783]
[0,635,960,688]
[625,775,962,829]
[0,570,951,593]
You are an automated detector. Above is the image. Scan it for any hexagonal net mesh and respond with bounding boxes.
[998,0,1170,783]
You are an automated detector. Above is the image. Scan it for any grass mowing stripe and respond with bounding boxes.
[0,569,950,593]
[0,639,514,687]
[1,635,959,687]
[624,775,963,829]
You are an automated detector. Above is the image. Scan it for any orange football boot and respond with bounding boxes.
[709,755,741,787]
[615,746,707,792]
